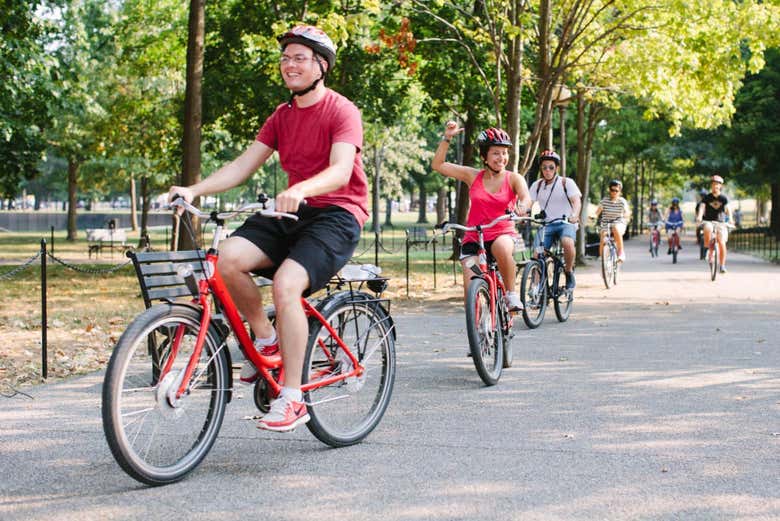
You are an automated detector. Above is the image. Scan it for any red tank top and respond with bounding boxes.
[463,170,518,244]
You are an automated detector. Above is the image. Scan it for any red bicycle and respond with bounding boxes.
[102,197,396,485]
[647,222,661,258]
[438,212,525,386]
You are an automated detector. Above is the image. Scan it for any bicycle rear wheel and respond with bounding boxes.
[601,245,614,289]
[303,292,396,447]
[520,260,547,329]
[465,277,503,386]
[553,262,573,322]
[102,304,230,486]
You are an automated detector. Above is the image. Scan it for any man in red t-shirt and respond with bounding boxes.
[168,25,367,432]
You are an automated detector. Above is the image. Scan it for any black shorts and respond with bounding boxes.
[231,204,361,295]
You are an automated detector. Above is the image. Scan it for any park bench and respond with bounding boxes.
[86,227,132,258]
[405,226,430,249]
[127,249,271,309]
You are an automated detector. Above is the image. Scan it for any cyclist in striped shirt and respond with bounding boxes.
[594,179,631,262]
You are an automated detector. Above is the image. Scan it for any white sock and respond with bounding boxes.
[253,330,277,347]
[280,386,302,402]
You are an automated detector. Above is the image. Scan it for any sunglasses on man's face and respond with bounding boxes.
[610,188,619,193]
[541,165,557,171]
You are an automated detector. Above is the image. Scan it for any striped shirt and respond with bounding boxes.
[599,196,630,224]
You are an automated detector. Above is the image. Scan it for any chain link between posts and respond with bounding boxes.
[0,251,43,281]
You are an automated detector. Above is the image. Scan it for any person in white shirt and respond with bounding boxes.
[527,150,582,290]
[594,179,631,262]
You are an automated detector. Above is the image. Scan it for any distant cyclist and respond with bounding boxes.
[696,174,733,273]
[647,199,662,225]
[527,149,582,290]
[594,179,630,262]
[432,122,531,310]
[664,197,684,254]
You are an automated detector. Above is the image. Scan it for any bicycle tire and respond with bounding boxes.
[102,304,229,486]
[710,242,719,281]
[612,247,620,286]
[498,286,514,369]
[520,261,547,329]
[553,262,573,322]
[465,277,503,386]
[303,291,396,447]
[601,245,614,289]
[672,246,678,264]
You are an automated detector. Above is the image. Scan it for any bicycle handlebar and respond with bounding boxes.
[437,212,530,234]
[170,197,300,222]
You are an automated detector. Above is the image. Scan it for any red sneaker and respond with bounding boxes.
[257,395,310,432]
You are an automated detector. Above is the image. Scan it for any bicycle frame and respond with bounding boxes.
[469,227,508,333]
[165,203,365,402]
[440,212,525,332]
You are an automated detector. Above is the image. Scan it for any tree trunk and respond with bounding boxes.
[539,0,552,151]
[140,176,149,238]
[436,186,447,224]
[130,175,138,231]
[632,159,639,236]
[67,158,78,241]
[417,180,428,224]
[575,91,587,261]
[178,0,205,250]
[384,196,393,228]
[372,145,383,234]
[771,182,779,237]
[505,1,525,174]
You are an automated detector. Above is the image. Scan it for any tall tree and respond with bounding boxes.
[724,48,780,235]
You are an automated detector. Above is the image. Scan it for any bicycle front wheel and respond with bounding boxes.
[465,277,503,386]
[553,262,573,322]
[710,243,719,281]
[520,261,547,329]
[102,304,230,486]
[303,292,396,447]
[601,246,614,289]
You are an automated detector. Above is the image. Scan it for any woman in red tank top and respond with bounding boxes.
[432,122,531,311]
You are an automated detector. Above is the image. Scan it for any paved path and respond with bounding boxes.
[1,235,779,520]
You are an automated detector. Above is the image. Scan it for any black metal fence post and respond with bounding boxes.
[405,235,410,297]
[40,239,47,380]
[432,236,437,290]
[50,225,54,255]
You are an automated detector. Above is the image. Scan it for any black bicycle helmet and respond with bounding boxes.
[539,149,561,166]
[477,127,512,159]
[609,179,623,189]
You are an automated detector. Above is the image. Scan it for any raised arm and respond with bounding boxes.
[431,121,477,184]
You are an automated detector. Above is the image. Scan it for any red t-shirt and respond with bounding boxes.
[256,89,368,226]
[464,171,518,244]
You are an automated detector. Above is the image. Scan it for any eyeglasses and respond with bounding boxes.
[541,165,556,171]
[280,54,316,65]
[609,188,619,193]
